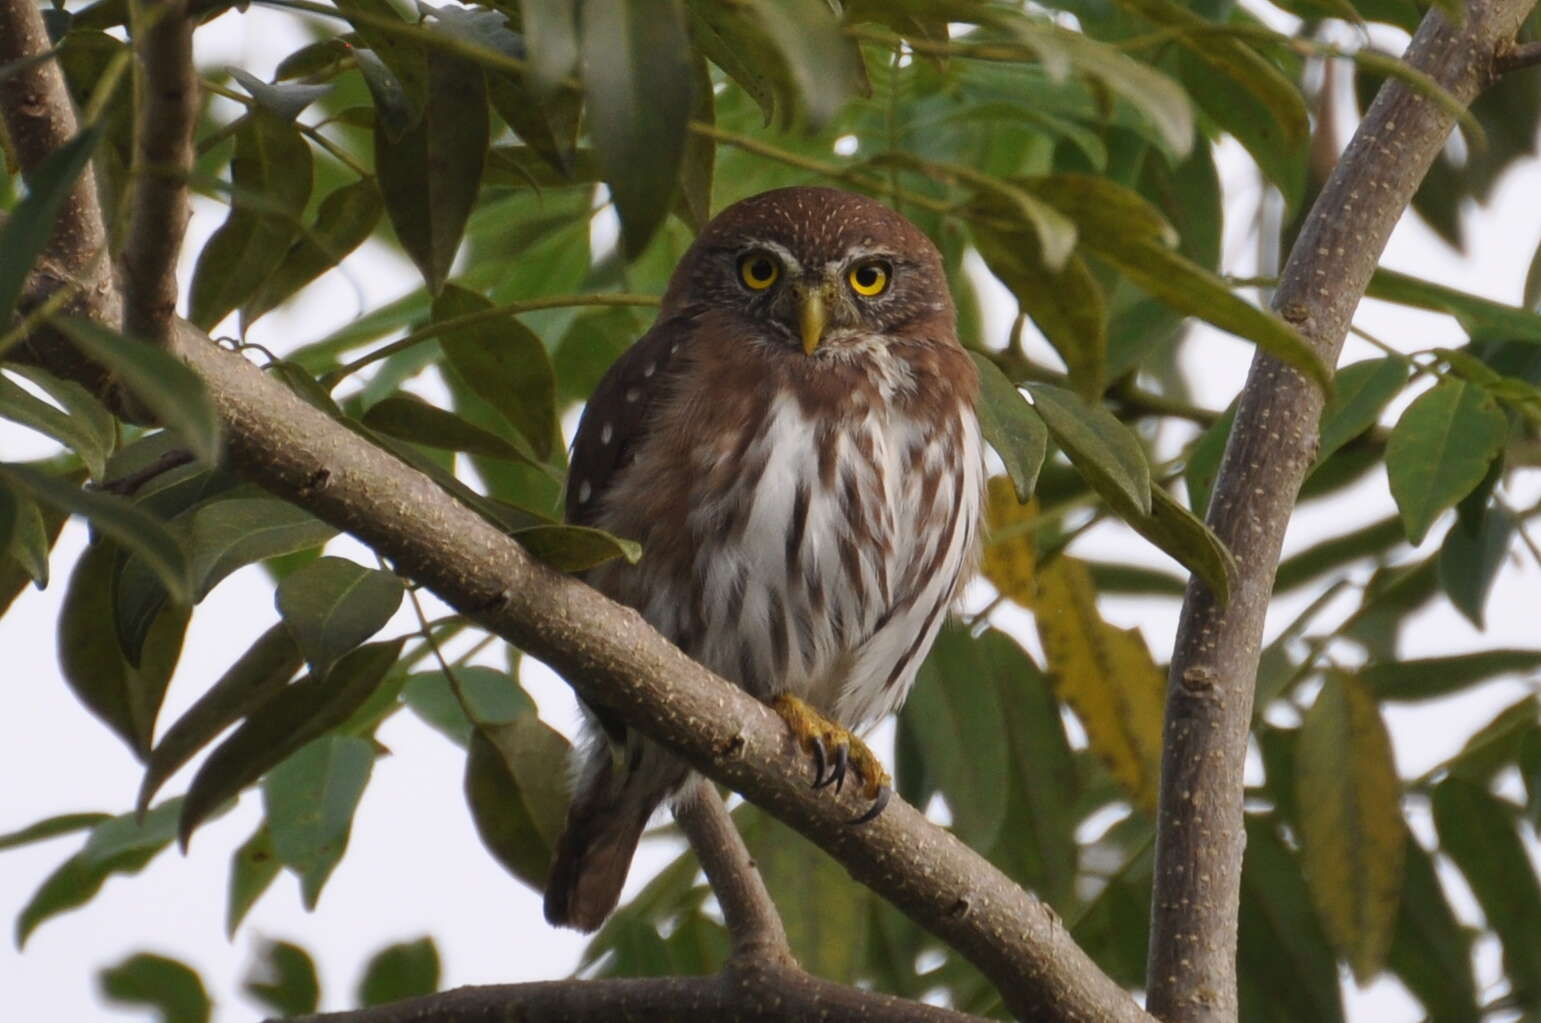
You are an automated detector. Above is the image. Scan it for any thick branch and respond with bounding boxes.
[285,963,979,1023]
[121,0,197,344]
[674,779,793,966]
[1145,1,1538,1021]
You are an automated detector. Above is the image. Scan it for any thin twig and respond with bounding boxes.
[98,447,196,496]
[1495,38,1541,72]
[674,778,795,966]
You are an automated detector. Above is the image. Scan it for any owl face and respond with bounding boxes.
[661,187,955,355]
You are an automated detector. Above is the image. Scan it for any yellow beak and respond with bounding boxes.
[798,286,828,355]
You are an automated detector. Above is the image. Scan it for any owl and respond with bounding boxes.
[544,186,984,931]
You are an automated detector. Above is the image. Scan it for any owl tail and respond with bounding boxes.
[544,746,670,932]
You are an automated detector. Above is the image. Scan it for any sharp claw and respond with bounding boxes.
[849,785,891,826]
[813,744,849,792]
[809,736,828,788]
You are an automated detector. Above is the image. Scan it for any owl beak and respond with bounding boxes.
[797,285,828,355]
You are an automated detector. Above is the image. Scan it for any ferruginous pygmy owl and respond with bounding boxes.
[544,186,984,931]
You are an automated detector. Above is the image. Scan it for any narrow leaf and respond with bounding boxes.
[579,0,694,257]
[263,735,374,909]
[188,110,313,329]
[401,666,532,746]
[0,813,111,852]
[0,125,103,327]
[434,284,558,460]
[1295,671,1404,981]
[0,373,111,479]
[138,624,304,813]
[376,47,487,293]
[227,824,281,938]
[361,393,538,464]
[1026,382,1151,516]
[511,523,641,572]
[53,318,221,467]
[1386,380,1507,544]
[275,556,404,676]
[464,715,570,890]
[1363,649,1541,703]
[1316,358,1407,465]
[243,177,383,326]
[1386,833,1479,1023]
[969,353,1047,502]
[179,638,403,846]
[1030,554,1164,808]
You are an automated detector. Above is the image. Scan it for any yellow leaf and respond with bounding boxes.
[1030,555,1164,808]
[1295,671,1405,982]
[982,475,1038,604]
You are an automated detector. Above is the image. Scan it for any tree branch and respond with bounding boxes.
[1495,38,1541,72]
[674,779,793,966]
[0,3,1155,1016]
[1145,1,1539,1020]
[284,963,981,1023]
[121,0,197,345]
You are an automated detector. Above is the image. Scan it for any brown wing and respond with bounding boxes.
[566,308,702,527]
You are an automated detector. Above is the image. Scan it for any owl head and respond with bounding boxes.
[661,186,955,355]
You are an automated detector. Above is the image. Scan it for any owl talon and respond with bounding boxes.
[809,736,829,788]
[814,743,849,793]
[850,785,891,826]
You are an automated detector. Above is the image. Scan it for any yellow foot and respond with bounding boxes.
[771,694,892,825]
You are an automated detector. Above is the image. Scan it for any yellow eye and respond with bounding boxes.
[738,252,780,291]
[848,261,890,297]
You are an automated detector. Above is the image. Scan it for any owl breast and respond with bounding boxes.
[588,336,984,733]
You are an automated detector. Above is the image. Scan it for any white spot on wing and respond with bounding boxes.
[601,422,614,445]
[578,480,593,503]
[625,387,641,403]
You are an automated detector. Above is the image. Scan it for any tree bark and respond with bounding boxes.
[1145,1,1539,1020]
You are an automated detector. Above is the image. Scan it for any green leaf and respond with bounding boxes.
[263,735,374,909]
[434,284,558,460]
[0,372,111,479]
[1439,695,1538,784]
[188,110,313,330]
[99,952,210,1023]
[1295,672,1404,981]
[1238,817,1345,1023]
[53,318,221,467]
[182,496,338,600]
[401,666,533,746]
[15,802,183,947]
[59,541,189,758]
[275,556,403,676]
[1368,267,1541,344]
[1027,175,1329,388]
[3,464,190,601]
[1386,380,1507,544]
[1439,494,1512,628]
[376,47,487,293]
[138,624,304,814]
[179,638,403,847]
[579,0,694,257]
[1316,358,1407,466]
[243,940,320,1018]
[1431,777,1541,998]
[361,393,538,465]
[1362,649,1541,703]
[464,715,570,890]
[973,229,1106,400]
[357,937,440,1006]
[511,523,641,572]
[228,67,331,120]
[1129,487,1237,604]
[0,482,67,617]
[0,124,102,328]
[0,812,111,852]
[1026,382,1151,515]
[243,177,383,326]
[968,353,1047,502]
[1386,833,1479,1023]
[227,824,281,938]
[1184,405,1233,519]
